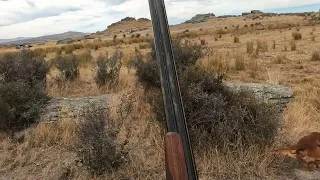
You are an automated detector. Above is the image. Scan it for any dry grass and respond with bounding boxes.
[274,54,287,64]
[246,41,254,54]
[257,40,268,53]
[272,40,276,49]
[26,119,76,148]
[234,53,245,71]
[311,35,316,41]
[290,41,296,51]
[282,88,320,144]
[311,51,320,61]
[203,51,232,75]
[266,68,282,85]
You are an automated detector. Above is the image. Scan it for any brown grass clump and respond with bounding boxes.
[272,40,276,49]
[292,32,302,40]
[55,47,62,55]
[246,41,254,54]
[200,39,206,45]
[234,53,245,71]
[257,40,268,52]
[204,51,231,75]
[290,40,296,51]
[274,54,287,64]
[311,51,320,61]
[248,57,258,78]
[266,68,282,85]
[77,49,93,67]
[234,36,240,43]
[26,119,76,148]
[311,35,316,41]
[138,43,149,49]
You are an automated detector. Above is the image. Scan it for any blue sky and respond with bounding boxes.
[0,0,319,39]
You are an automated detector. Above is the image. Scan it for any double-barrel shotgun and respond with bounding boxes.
[148,0,198,180]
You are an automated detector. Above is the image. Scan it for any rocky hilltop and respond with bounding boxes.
[98,17,152,36]
[185,13,216,24]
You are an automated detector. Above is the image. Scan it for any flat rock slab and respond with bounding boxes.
[39,83,293,122]
[226,83,293,106]
[294,169,320,180]
[39,94,113,122]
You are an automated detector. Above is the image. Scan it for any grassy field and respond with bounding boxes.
[0,14,320,179]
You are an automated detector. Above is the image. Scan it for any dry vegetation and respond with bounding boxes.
[0,13,320,180]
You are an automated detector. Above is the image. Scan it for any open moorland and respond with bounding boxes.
[0,12,320,179]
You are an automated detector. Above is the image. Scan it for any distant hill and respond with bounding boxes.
[0,31,90,45]
[0,37,31,44]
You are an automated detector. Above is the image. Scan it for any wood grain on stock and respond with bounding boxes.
[165,132,188,180]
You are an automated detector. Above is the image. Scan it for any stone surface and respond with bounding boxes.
[226,83,293,106]
[39,83,293,122]
[39,94,113,122]
[294,169,320,180]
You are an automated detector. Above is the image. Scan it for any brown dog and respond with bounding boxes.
[272,132,320,170]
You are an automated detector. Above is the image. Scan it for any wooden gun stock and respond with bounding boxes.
[165,132,188,180]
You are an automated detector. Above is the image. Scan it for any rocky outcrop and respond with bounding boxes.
[39,83,293,122]
[138,18,151,22]
[185,13,215,24]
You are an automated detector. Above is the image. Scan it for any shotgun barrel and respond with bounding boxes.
[148,0,198,179]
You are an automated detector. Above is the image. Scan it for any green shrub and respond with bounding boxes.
[0,50,49,131]
[94,51,123,87]
[134,40,279,150]
[56,55,79,81]
[75,105,126,175]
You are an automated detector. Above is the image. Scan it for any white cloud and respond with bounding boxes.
[0,0,319,39]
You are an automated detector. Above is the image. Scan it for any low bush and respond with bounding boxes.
[311,51,320,61]
[56,55,80,81]
[292,32,302,40]
[94,51,123,87]
[0,50,49,131]
[75,105,126,175]
[246,41,254,54]
[134,40,279,150]
[234,36,240,43]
